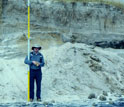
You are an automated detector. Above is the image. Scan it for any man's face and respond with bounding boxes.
[34,48,39,53]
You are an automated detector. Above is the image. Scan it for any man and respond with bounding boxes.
[24,44,45,102]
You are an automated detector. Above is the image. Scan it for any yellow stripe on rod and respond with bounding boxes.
[28,71,30,101]
[27,2,30,102]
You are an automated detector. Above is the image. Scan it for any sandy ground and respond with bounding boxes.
[0,43,124,104]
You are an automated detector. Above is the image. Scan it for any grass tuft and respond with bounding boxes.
[54,0,124,10]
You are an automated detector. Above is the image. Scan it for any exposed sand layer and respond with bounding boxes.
[0,43,124,103]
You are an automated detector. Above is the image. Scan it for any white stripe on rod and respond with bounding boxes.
[28,0,30,6]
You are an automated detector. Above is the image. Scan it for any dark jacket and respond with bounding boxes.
[24,51,45,70]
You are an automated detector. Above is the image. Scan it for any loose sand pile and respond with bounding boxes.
[0,42,124,103]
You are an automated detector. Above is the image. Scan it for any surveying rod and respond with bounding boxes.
[27,0,30,102]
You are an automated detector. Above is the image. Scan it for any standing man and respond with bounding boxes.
[24,44,45,102]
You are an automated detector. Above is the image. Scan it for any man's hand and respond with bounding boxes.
[32,61,40,66]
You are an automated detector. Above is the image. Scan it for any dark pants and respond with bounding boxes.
[30,69,42,99]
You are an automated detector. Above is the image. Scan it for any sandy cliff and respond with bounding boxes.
[0,0,124,104]
[1,0,124,47]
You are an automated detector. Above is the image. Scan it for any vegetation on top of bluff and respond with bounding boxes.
[54,0,124,10]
